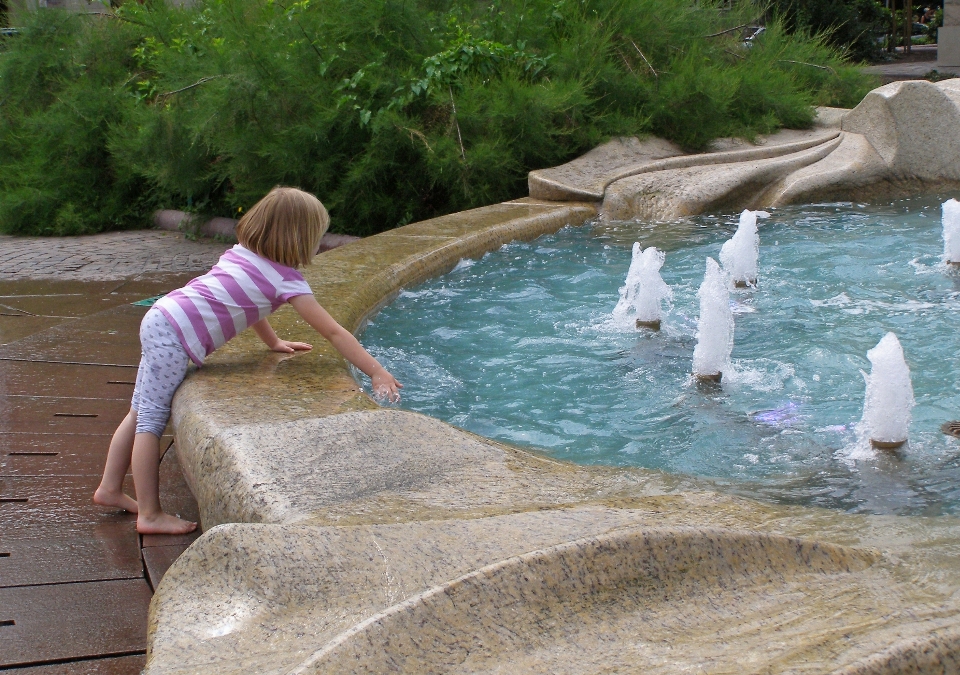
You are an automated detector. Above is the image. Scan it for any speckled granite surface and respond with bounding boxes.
[148,509,960,674]
[174,409,678,528]
[148,101,960,672]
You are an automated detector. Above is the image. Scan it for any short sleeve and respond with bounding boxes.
[276,274,313,303]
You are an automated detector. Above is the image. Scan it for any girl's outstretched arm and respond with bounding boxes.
[288,294,402,401]
[252,317,313,353]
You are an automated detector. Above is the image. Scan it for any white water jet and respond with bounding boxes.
[613,243,673,329]
[692,257,734,381]
[943,199,960,264]
[860,332,914,449]
[719,209,759,287]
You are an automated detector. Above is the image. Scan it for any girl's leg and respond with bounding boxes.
[129,308,196,535]
[131,431,195,535]
[93,408,140,513]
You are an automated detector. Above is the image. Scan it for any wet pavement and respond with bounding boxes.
[0,239,221,671]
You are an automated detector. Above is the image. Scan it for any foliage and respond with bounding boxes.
[0,0,877,236]
[0,11,152,234]
[767,0,887,62]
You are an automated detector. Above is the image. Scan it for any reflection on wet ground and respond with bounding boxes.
[0,274,201,671]
[0,275,195,353]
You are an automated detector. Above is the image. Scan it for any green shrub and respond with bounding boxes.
[0,0,877,236]
[0,11,152,234]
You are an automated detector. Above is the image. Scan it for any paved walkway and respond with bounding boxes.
[0,230,231,281]
[0,230,230,672]
[861,44,960,83]
[862,60,960,81]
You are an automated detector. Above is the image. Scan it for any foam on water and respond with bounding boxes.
[361,197,960,515]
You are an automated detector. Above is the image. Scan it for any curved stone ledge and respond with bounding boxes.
[299,527,877,674]
[528,116,845,203]
[833,627,960,675]
[170,200,605,531]
[554,130,841,204]
[601,133,843,221]
[535,81,960,221]
[173,408,688,529]
[148,510,960,675]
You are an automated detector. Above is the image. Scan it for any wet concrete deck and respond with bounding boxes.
[0,248,220,671]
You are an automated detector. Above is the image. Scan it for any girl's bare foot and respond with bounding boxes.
[137,511,197,535]
[93,487,139,514]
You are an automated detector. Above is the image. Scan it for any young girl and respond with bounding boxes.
[93,187,402,535]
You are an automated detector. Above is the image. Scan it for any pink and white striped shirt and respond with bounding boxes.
[154,245,312,365]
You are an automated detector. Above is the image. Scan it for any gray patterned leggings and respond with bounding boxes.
[132,308,190,437]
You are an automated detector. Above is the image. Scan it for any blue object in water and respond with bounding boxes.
[750,402,804,428]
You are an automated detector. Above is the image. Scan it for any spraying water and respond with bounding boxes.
[943,199,960,264]
[613,243,673,329]
[692,257,734,380]
[719,210,760,287]
[860,332,915,449]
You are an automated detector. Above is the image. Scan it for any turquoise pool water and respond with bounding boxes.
[360,197,960,515]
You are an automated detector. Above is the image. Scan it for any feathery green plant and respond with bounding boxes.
[0,0,877,236]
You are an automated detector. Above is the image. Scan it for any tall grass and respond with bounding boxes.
[0,0,877,236]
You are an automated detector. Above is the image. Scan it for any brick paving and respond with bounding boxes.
[0,230,231,281]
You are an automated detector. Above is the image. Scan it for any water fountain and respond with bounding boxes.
[943,198,960,265]
[861,332,915,450]
[719,210,759,288]
[691,257,733,382]
[147,79,960,674]
[613,243,672,330]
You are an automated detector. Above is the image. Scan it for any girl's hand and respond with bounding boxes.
[286,296,400,401]
[252,319,311,354]
[372,368,403,403]
[270,339,313,353]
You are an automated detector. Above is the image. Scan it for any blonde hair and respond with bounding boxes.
[235,187,329,268]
